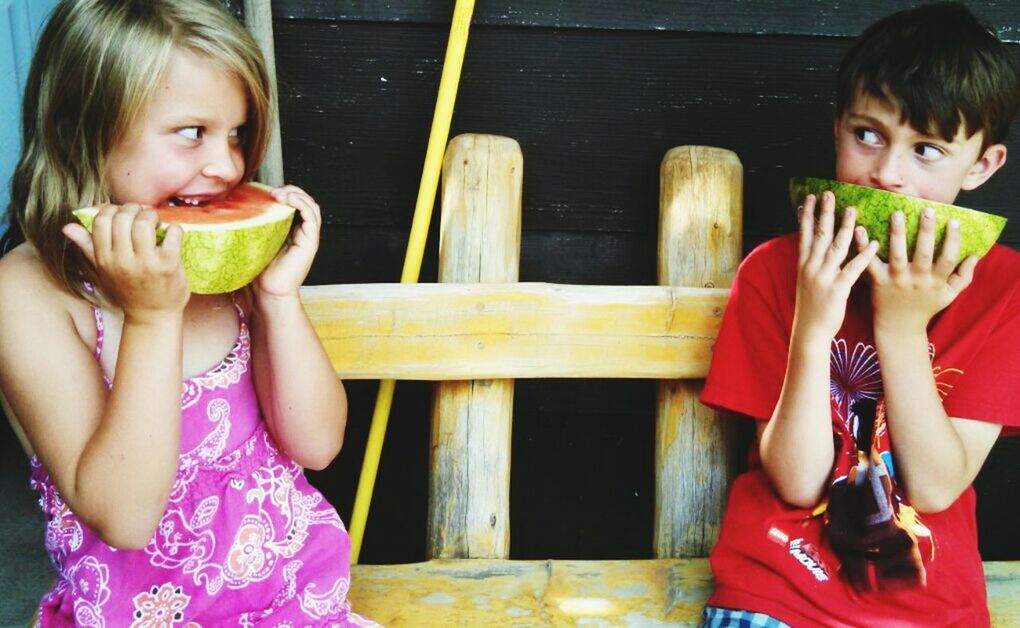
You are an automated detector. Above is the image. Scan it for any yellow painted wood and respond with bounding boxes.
[987,561,1020,627]
[655,146,743,558]
[348,558,712,626]
[348,558,1020,626]
[438,135,522,284]
[301,282,729,380]
[430,135,522,558]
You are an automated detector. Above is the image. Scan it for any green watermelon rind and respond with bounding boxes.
[788,177,1006,262]
[72,183,296,294]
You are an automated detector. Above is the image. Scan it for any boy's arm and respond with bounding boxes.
[759,324,835,507]
[874,323,1001,511]
[865,209,997,512]
[760,192,877,507]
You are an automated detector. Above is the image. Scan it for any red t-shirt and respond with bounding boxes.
[701,234,1020,627]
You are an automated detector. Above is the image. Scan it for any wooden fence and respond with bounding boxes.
[302,136,1018,624]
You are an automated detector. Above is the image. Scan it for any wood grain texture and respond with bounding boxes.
[273,22,1020,246]
[300,282,729,380]
[273,1,1019,43]
[346,558,1020,626]
[348,558,714,625]
[429,135,522,559]
[655,147,742,558]
[243,0,284,186]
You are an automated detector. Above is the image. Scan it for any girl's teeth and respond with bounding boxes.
[170,197,201,206]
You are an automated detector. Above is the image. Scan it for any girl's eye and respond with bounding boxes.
[915,143,945,161]
[854,127,882,146]
[176,127,202,140]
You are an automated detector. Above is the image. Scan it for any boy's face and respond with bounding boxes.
[834,91,1006,204]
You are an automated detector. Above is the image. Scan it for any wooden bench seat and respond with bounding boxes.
[348,559,1020,626]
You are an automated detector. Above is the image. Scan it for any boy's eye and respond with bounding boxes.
[176,127,202,140]
[854,128,882,146]
[914,143,945,161]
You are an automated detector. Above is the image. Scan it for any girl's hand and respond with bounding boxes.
[793,191,879,342]
[253,185,321,300]
[861,208,976,334]
[62,204,189,322]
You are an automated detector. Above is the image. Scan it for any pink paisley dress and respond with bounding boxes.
[30,298,375,627]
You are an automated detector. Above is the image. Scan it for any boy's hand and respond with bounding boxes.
[860,208,977,334]
[63,203,189,323]
[253,185,322,301]
[793,191,878,342]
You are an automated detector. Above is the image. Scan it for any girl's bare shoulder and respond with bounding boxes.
[0,244,97,348]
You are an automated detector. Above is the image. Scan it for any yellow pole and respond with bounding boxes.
[349,0,476,563]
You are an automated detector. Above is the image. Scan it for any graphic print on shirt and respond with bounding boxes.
[822,338,960,592]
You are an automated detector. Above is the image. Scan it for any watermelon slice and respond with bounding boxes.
[789,177,1006,262]
[72,182,296,294]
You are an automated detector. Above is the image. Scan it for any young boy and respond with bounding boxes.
[699,3,1020,626]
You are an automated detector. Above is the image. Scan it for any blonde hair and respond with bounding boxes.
[4,0,272,298]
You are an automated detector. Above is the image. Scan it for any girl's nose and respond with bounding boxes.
[869,151,905,191]
[202,140,243,182]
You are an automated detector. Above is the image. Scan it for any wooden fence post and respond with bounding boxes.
[243,0,284,186]
[655,146,742,557]
[427,134,523,558]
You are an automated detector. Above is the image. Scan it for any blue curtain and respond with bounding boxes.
[0,0,57,238]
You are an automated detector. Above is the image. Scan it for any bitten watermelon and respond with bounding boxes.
[788,177,1006,262]
[73,182,296,294]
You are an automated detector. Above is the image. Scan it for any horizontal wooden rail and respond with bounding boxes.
[301,282,730,380]
[347,558,1020,626]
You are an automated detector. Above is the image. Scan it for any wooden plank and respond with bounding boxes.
[655,147,742,558]
[243,0,284,186]
[347,558,1020,626]
[273,1,1020,43]
[300,282,729,380]
[274,22,1020,246]
[429,135,522,559]
[987,561,1020,627]
[348,558,713,625]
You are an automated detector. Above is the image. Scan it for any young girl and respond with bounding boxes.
[0,1,374,624]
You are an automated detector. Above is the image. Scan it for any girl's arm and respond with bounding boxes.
[249,186,346,470]
[0,206,189,549]
[867,210,1000,512]
[250,294,347,470]
[760,192,877,507]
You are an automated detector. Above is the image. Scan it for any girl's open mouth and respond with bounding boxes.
[166,196,210,207]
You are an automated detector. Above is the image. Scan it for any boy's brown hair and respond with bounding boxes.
[836,1,1020,150]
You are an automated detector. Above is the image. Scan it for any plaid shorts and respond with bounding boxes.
[702,606,791,628]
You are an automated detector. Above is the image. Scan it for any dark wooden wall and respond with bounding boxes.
[257,1,1020,563]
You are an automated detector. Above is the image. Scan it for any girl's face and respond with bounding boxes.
[105,49,247,207]
[834,91,1003,204]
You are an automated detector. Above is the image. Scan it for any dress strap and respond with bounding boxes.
[82,282,105,361]
[229,291,247,325]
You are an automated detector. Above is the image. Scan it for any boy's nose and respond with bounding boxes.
[869,151,905,191]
